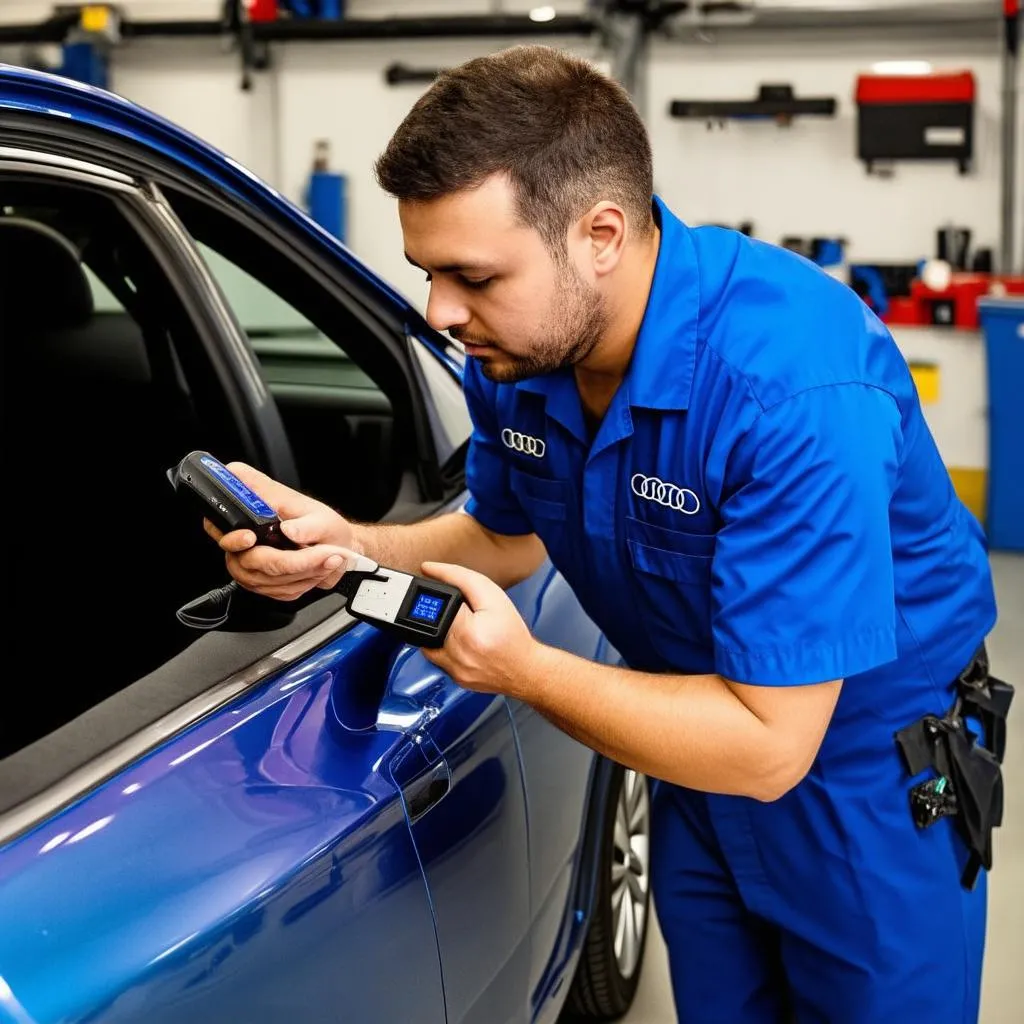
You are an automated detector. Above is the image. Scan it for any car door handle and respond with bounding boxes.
[403,761,451,823]
[390,735,451,824]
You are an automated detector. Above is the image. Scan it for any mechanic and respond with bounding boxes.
[207,46,1007,1023]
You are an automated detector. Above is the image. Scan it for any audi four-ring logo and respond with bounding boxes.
[631,473,701,514]
[502,429,546,458]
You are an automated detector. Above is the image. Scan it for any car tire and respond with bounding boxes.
[563,764,652,1021]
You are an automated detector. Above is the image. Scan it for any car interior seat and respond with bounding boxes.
[0,216,219,752]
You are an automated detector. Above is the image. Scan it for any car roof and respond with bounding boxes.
[0,62,417,317]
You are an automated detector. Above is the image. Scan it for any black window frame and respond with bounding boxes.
[0,111,450,502]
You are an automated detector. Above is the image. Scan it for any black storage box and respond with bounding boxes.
[856,71,975,174]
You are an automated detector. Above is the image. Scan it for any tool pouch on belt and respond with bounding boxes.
[895,644,1015,891]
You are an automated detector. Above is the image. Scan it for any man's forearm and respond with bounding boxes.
[350,512,546,589]
[519,646,797,802]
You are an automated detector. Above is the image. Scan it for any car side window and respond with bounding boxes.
[0,174,236,753]
[197,243,328,346]
[165,189,413,523]
[81,262,125,312]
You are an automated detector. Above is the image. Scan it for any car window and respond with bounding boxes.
[163,187,425,522]
[199,235,471,466]
[197,243,327,343]
[82,262,125,312]
[0,175,237,755]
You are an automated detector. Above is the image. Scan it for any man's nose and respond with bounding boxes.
[425,281,470,334]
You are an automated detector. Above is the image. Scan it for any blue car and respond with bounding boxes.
[0,65,652,1024]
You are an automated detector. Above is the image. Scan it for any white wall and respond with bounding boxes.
[2,1,1018,471]
[0,1,223,20]
[78,30,1018,302]
[647,34,1018,268]
[5,3,1018,294]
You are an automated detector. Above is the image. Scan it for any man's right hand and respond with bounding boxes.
[203,462,362,602]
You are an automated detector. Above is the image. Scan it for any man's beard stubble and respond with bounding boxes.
[468,262,609,384]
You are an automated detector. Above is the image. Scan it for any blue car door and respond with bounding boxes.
[383,557,608,1024]
[383,646,532,1024]
[506,564,611,1016]
[0,609,449,1024]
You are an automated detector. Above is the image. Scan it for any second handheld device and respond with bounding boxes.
[168,451,463,647]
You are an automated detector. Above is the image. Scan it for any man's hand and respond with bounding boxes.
[204,462,360,601]
[419,562,541,698]
[418,562,842,801]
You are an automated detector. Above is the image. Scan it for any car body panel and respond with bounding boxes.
[378,561,611,1024]
[507,572,614,1010]
[0,624,445,1024]
[0,64,625,1024]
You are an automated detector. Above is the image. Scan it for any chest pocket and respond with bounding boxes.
[510,468,572,559]
[625,515,715,652]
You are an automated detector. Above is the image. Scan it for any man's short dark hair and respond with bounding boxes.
[374,45,655,253]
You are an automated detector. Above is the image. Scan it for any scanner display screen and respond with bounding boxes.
[409,592,446,624]
[201,456,276,519]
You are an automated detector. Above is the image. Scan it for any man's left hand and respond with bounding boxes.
[419,561,541,699]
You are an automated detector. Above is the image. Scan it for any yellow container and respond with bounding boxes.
[909,361,940,404]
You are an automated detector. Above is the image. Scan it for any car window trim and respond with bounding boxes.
[122,183,302,483]
[0,144,135,189]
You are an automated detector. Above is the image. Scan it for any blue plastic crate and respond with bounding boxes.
[979,296,1024,552]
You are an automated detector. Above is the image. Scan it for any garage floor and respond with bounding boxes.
[624,552,1024,1024]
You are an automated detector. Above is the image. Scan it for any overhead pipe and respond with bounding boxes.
[669,0,1003,33]
[0,11,78,44]
[0,12,595,46]
[999,1,1020,273]
[0,3,1005,46]
[248,13,596,41]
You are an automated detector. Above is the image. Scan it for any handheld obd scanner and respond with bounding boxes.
[167,451,463,647]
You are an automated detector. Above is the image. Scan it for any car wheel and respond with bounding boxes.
[564,764,652,1021]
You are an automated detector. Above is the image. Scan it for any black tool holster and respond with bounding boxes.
[895,644,1015,891]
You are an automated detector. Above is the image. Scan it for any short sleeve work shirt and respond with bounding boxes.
[463,197,996,691]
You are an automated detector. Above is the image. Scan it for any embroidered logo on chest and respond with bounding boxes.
[502,428,546,459]
[631,473,701,515]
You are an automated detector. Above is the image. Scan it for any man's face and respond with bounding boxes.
[399,175,608,383]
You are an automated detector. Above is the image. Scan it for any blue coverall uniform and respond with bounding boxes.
[462,197,999,1022]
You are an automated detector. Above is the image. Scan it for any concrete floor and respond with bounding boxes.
[624,552,1024,1024]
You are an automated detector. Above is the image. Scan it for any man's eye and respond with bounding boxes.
[460,277,492,290]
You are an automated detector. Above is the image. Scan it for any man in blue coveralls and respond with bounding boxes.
[211,47,1005,1021]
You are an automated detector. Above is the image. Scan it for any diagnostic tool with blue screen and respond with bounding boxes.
[334,558,463,648]
[169,450,464,647]
[167,450,296,549]
[411,593,445,623]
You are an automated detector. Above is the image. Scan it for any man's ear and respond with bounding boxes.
[579,202,628,278]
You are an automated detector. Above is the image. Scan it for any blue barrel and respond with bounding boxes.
[979,296,1024,551]
[59,42,109,88]
[306,171,346,243]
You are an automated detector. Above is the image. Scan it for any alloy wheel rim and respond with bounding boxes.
[610,769,650,979]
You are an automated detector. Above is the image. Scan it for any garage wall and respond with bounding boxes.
[647,34,1013,267]
[3,2,1019,299]
[73,31,1017,309]
[2,0,1018,484]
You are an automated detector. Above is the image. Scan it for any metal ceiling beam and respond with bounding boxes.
[0,13,597,47]
[665,1,1003,36]
[0,3,1005,45]
[248,14,596,41]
